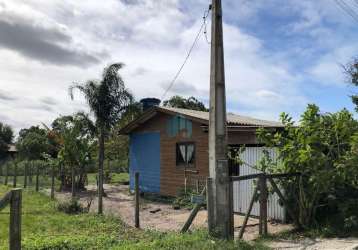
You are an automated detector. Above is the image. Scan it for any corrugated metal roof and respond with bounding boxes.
[119,106,283,134]
[159,107,283,127]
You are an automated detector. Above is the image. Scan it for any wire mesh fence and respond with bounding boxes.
[0,160,61,192]
[0,157,134,249]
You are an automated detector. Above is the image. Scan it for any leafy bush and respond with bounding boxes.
[257,104,358,229]
[172,188,201,210]
[57,199,87,214]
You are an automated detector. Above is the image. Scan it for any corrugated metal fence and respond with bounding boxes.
[232,147,286,221]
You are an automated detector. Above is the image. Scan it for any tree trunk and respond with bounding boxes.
[71,166,75,199]
[5,163,8,185]
[59,164,63,191]
[77,166,87,190]
[51,164,55,199]
[35,164,39,192]
[29,161,33,185]
[98,128,105,214]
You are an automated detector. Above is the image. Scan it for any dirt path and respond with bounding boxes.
[51,184,358,247]
[54,184,292,241]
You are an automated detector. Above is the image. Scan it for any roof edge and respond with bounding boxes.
[118,106,209,135]
[118,106,283,135]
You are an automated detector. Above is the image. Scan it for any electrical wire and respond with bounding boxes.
[203,9,211,44]
[340,0,358,19]
[160,6,211,101]
[334,0,358,21]
[334,0,358,23]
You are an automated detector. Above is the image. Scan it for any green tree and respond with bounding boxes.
[103,101,143,175]
[69,63,133,214]
[0,122,13,160]
[163,96,208,111]
[345,58,358,110]
[17,126,50,160]
[257,104,358,228]
[52,113,96,194]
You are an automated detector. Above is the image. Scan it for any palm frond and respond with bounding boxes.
[69,63,134,130]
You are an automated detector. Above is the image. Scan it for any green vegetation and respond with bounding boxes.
[87,172,129,185]
[0,159,61,189]
[0,122,14,161]
[345,57,358,111]
[0,175,60,189]
[110,172,129,184]
[257,104,358,232]
[172,188,202,210]
[163,95,208,111]
[56,198,89,214]
[0,185,268,250]
[70,63,134,214]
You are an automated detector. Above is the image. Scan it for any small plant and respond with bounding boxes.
[104,169,112,183]
[172,187,199,210]
[57,198,86,214]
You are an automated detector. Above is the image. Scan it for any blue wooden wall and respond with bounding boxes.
[129,132,161,193]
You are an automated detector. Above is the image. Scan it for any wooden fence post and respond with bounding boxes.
[0,164,2,184]
[24,163,27,189]
[29,162,33,185]
[5,163,8,186]
[51,165,55,199]
[13,162,17,188]
[10,188,22,250]
[238,185,259,239]
[134,172,140,228]
[35,164,39,192]
[181,186,206,233]
[258,175,268,236]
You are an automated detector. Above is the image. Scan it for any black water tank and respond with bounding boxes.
[140,98,161,111]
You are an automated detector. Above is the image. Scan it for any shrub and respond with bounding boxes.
[57,199,86,214]
[257,104,358,229]
[172,188,200,210]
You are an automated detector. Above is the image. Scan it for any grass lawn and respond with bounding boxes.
[0,185,269,250]
[0,175,61,189]
[0,172,128,191]
[88,172,129,185]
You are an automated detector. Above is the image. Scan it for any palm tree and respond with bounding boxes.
[69,63,133,214]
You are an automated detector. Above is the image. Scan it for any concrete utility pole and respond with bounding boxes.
[208,0,234,239]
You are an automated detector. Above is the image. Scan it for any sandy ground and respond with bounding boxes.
[54,184,291,241]
[49,184,358,248]
[51,185,358,250]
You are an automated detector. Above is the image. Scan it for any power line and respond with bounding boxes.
[333,0,358,23]
[334,0,358,21]
[203,8,211,44]
[160,6,212,101]
[340,0,358,18]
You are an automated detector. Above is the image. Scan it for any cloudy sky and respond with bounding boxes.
[0,0,358,133]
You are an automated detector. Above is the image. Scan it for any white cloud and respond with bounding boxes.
[309,45,358,86]
[0,0,356,133]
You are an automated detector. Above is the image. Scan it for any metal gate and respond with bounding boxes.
[232,147,286,221]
